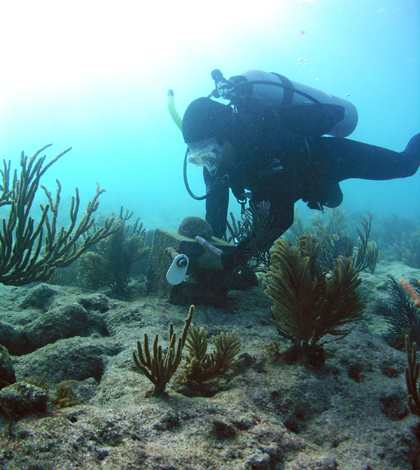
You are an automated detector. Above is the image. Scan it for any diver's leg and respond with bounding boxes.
[312,134,420,181]
[204,168,230,238]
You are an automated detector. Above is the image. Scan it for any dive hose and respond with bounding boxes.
[168,88,210,200]
[183,149,209,200]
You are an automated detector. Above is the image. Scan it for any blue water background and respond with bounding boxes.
[0,0,419,232]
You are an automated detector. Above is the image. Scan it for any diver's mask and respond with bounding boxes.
[186,138,224,176]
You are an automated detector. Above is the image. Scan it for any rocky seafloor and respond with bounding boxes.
[0,260,420,470]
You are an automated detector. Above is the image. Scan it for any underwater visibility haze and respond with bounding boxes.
[0,0,419,227]
[1,1,420,469]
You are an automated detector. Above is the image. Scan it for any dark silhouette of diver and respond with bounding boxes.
[179,71,420,271]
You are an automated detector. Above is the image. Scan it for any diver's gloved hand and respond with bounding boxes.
[195,236,223,270]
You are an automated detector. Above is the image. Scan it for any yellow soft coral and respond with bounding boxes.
[264,235,365,361]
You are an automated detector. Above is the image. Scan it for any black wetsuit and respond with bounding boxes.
[202,97,420,270]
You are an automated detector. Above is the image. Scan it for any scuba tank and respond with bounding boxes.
[168,69,358,138]
[211,69,358,138]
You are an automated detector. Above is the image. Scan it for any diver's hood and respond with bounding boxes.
[182,97,233,144]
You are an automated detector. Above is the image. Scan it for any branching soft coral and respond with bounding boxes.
[402,282,420,417]
[78,219,150,295]
[180,325,242,385]
[374,276,420,350]
[0,145,115,285]
[264,235,365,363]
[406,336,420,417]
[133,305,195,395]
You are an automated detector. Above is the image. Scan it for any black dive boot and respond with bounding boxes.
[404,133,420,175]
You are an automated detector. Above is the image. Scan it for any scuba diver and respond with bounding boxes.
[172,69,420,271]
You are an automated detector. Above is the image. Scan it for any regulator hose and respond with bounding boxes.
[183,149,211,200]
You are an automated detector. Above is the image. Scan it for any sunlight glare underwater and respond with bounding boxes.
[0,1,290,91]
